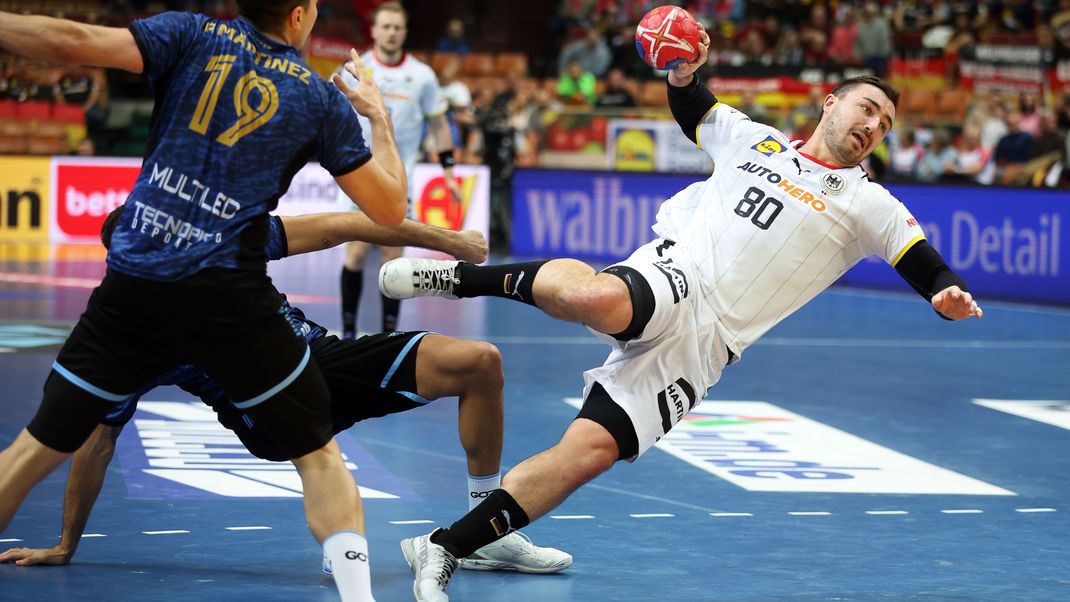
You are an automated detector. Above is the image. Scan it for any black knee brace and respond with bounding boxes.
[602,265,656,342]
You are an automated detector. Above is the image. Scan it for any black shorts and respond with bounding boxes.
[29,268,332,457]
[220,331,431,462]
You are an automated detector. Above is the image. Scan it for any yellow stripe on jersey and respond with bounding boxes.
[426,107,449,119]
[891,234,927,267]
[694,102,721,150]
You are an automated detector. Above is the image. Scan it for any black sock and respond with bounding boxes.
[340,267,363,338]
[430,489,531,558]
[455,261,547,307]
[381,294,400,331]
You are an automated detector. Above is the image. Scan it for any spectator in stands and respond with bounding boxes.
[739,29,772,65]
[1053,0,1070,61]
[917,128,958,182]
[74,137,96,157]
[557,58,597,105]
[889,128,925,180]
[855,2,894,76]
[525,86,562,161]
[787,85,824,138]
[605,21,651,79]
[949,129,990,183]
[993,111,1036,183]
[55,66,106,131]
[558,28,612,78]
[1018,92,1042,136]
[1034,110,1066,162]
[772,29,805,66]
[436,58,474,150]
[737,89,773,126]
[1056,83,1070,131]
[979,98,1010,152]
[828,5,860,64]
[595,67,636,108]
[799,4,832,61]
[436,18,471,55]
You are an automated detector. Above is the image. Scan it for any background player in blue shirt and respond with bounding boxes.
[1,206,571,574]
[0,3,407,600]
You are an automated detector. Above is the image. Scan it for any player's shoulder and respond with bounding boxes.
[403,54,439,81]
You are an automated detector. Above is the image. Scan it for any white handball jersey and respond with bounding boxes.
[335,51,448,197]
[653,103,926,357]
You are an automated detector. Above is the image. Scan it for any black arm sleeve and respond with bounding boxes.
[894,240,969,320]
[668,75,718,144]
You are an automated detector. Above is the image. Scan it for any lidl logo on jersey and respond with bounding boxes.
[751,136,785,156]
[114,401,418,500]
[974,399,1070,431]
[564,398,1013,494]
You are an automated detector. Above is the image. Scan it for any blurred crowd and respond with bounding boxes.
[1,0,1068,188]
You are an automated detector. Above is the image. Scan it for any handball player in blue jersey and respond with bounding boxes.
[1,208,571,575]
[0,2,407,600]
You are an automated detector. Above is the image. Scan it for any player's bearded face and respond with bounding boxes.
[822,87,894,166]
[373,13,407,53]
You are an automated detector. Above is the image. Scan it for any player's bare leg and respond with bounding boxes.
[0,429,71,532]
[380,257,634,336]
[410,334,572,573]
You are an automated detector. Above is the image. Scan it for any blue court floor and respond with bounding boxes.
[1,246,1068,601]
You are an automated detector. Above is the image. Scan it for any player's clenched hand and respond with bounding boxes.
[932,285,983,320]
[332,49,388,119]
[0,545,72,566]
[667,22,710,87]
[452,230,488,264]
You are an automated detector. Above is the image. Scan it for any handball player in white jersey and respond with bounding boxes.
[335,2,460,337]
[379,22,985,602]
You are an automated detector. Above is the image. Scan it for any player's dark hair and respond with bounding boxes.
[372,2,408,25]
[830,75,900,108]
[236,0,311,35]
[817,76,899,125]
[100,206,122,250]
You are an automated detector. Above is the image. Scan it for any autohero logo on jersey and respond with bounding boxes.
[736,162,827,212]
[114,401,418,500]
[55,160,139,239]
[564,398,1014,494]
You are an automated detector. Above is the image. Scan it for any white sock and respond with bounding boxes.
[468,472,501,511]
[323,530,375,602]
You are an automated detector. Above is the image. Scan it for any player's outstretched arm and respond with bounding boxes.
[280,212,488,263]
[332,49,407,227]
[0,424,122,566]
[666,24,715,145]
[0,12,143,73]
[427,113,463,203]
[666,22,710,88]
[894,240,983,321]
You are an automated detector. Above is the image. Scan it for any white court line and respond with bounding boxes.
[710,512,753,517]
[788,512,832,516]
[225,526,271,531]
[0,347,14,353]
[865,510,909,515]
[630,513,674,518]
[142,530,190,535]
[0,538,22,543]
[941,509,983,514]
[81,533,107,538]
[551,515,594,520]
[1015,508,1057,513]
[389,520,435,525]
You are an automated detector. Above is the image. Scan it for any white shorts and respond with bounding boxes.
[582,238,733,461]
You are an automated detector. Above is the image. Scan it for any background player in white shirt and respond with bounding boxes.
[336,2,460,337]
[379,23,984,602]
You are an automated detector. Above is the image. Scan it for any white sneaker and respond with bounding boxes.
[459,531,572,574]
[400,530,458,602]
[322,553,332,574]
[379,258,461,300]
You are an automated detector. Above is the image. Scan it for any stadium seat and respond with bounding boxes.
[52,103,86,125]
[900,89,936,120]
[495,53,528,77]
[0,99,15,119]
[25,134,65,156]
[431,52,462,76]
[409,49,431,65]
[462,53,496,77]
[0,134,26,154]
[933,89,969,123]
[638,81,669,107]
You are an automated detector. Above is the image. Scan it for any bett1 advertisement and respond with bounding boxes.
[511,169,1069,305]
[1,156,488,257]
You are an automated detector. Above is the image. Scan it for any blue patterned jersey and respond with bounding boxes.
[103,215,327,425]
[107,13,370,281]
